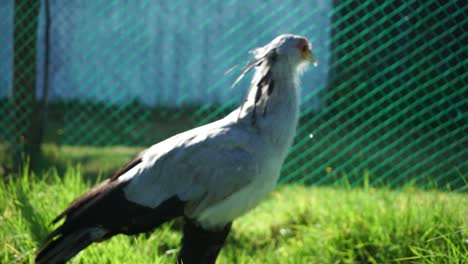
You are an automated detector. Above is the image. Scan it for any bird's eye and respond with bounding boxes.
[295,39,310,56]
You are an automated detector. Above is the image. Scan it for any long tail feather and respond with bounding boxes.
[35,227,106,264]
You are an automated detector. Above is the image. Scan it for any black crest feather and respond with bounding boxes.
[234,49,277,124]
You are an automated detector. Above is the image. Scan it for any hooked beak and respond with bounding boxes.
[302,48,318,67]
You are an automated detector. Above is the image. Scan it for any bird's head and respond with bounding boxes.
[232,34,317,88]
[252,34,318,72]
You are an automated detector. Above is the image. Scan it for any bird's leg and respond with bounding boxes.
[177,219,231,264]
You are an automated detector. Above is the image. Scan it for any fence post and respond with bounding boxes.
[12,0,41,171]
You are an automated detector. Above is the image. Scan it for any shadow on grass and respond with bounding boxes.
[15,185,50,244]
[31,144,141,183]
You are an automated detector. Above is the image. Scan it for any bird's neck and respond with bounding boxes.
[237,71,300,159]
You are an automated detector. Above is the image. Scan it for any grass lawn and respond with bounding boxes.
[0,166,466,263]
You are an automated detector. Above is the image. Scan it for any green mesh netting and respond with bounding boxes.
[0,0,466,191]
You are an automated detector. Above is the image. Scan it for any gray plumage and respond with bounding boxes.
[35,33,317,264]
[121,34,315,228]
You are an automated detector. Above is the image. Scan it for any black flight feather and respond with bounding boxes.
[41,150,185,253]
[51,150,146,226]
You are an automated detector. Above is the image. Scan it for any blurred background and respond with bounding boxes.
[0,0,466,191]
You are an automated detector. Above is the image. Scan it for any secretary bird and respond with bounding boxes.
[35,34,317,264]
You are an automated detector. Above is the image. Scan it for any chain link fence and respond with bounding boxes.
[0,0,466,191]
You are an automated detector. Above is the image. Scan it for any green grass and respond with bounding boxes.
[0,143,142,181]
[0,166,466,263]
